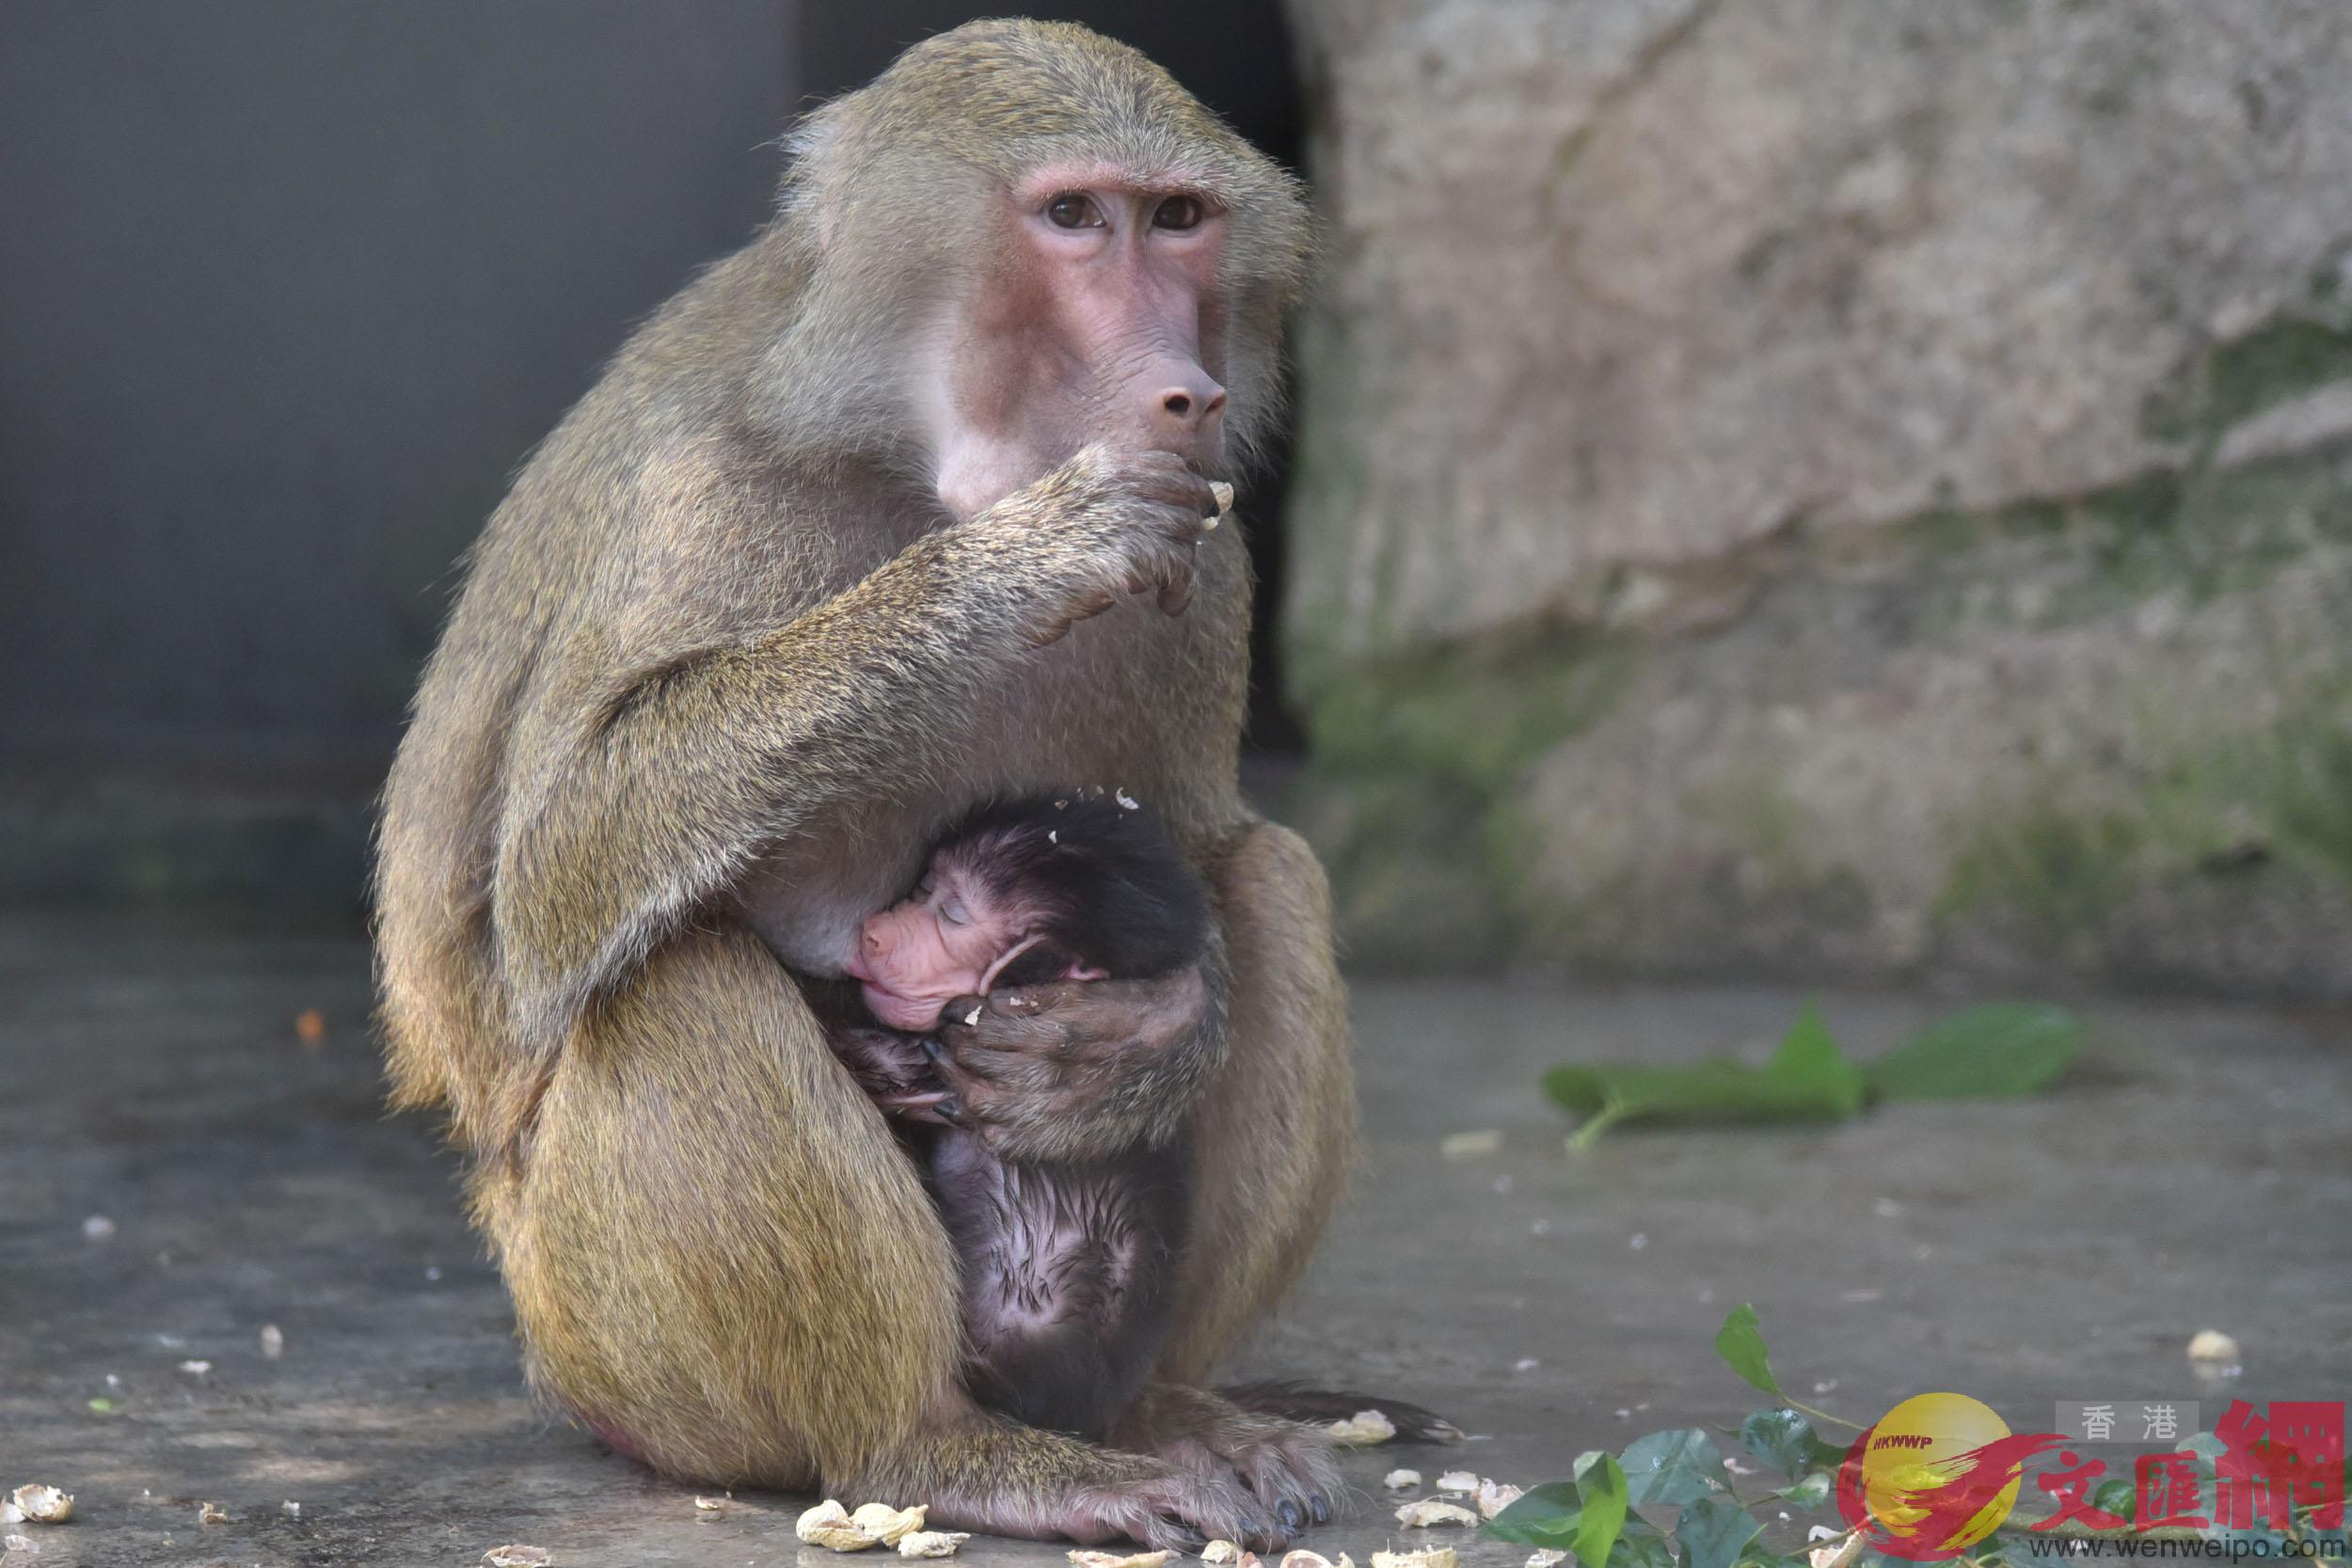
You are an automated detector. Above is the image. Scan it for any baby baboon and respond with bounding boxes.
[833,792,1208,1444]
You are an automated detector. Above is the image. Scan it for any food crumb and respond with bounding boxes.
[1202,1544,1241,1564]
[850,1503,929,1545]
[483,1548,554,1568]
[1372,1550,1459,1568]
[1327,1408,1397,1445]
[1394,1499,1481,1528]
[1434,1470,1478,1495]
[1808,1532,1865,1568]
[899,1531,970,1559]
[1476,1479,1524,1518]
[199,1502,230,1525]
[798,1500,878,1551]
[1069,1551,1172,1568]
[7,1488,72,1526]
[1439,1130,1502,1160]
[260,1323,285,1358]
[693,1495,728,1514]
[294,1009,327,1047]
[80,1215,115,1243]
[1382,1468,1422,1491]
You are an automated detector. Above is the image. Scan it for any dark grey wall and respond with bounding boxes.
[0,1,1306,806]
[0,1,796,773]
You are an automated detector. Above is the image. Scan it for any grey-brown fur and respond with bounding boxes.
[375,18,1370,1549]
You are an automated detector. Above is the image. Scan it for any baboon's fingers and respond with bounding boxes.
[1157,551,1197,615]
[876,1086,959,1124]
[928,1010,1033,1076]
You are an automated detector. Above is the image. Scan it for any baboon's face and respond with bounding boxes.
[922,165,1232,520]
[846,839,1104,1033]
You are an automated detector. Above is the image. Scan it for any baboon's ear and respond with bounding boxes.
[780,98,859,249]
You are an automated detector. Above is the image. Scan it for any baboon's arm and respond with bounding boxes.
[493,448,1216,1053]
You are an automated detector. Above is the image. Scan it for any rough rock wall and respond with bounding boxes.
[1281,0,2352,992]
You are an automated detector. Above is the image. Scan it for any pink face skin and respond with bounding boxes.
[927,164,1232,521]
[844,856,1105,1034]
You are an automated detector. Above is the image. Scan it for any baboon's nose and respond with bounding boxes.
[1151,371,1226,438]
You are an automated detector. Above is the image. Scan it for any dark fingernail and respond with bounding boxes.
[1277,1500,1302,1531]
[921,1037,948,1063]
[936,1096,963,1124]
[1311,1493,1330,1524]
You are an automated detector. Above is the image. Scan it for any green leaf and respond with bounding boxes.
[1778,1472,1833,1511]
[1740,1408,1820,1479]
[1676,1495,1764,1568]
[1544,1006,1866,1138]
[87,1396,118,1413]
[1543,1061,1853,1130]
[1622,1429,1731,1506]
[1867,1004,2080,1101]
[1715,1305,1783,1397]
[1576,1454,1631,1568]
[2092,1479,2136,1522]
[1769,1006,1869,1116]
[1612,1521,1678,1568]
[1489,1481,1585,1549]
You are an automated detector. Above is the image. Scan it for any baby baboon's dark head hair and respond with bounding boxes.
[933,792,1210,979]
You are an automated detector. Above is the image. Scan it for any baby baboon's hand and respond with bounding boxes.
[831,1026,958,1120]
[922,966,1218,1160]
[978,444,1225,646]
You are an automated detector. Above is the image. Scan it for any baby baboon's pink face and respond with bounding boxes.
[845,858,1028,1033]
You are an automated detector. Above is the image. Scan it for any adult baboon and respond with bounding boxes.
[379,19,1417,1548]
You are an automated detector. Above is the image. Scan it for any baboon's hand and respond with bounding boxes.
[922,965,1216,1160]
[1059,1462,1291,1554]
[830,1027,959,1121]
[981,445,1224,646]
[1113,1384,1345,1536]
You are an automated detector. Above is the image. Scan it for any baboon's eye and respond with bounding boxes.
[938,896,969,927]
[1046,193,1104,229]
[1152,195,1206,231]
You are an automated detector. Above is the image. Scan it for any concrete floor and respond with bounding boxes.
[3,912,2347,1568]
